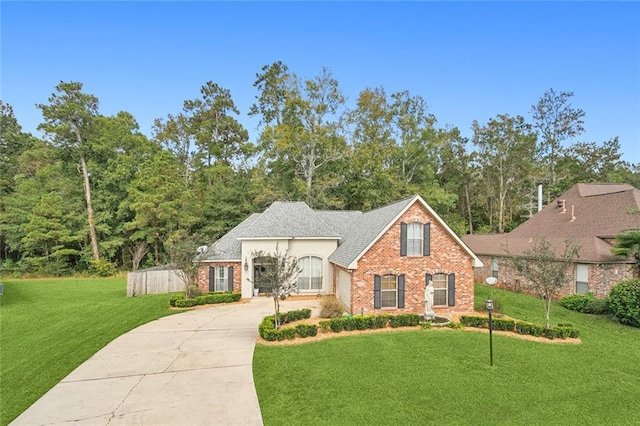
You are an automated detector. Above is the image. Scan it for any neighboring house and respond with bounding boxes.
[194,195,483,316]
[463,183,640,298]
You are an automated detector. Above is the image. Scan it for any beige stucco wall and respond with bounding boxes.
[240,238,339,299]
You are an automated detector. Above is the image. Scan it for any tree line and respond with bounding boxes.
[1,61,638,276]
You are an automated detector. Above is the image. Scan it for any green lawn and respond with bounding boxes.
[253,284,640,425]
[0,278,176,426]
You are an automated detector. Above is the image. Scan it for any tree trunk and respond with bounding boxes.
[274,297,280,330]
[465,182,473,234]
[80,154,100,261]
[545,297,552,329]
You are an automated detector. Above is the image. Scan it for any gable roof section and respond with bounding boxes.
[329,195,483,269]
[462,183,640,263]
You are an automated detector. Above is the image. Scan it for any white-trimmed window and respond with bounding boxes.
[298,256,323,291]
[209,266,233,292]
[407,222,423,256]
[381,274,398,308]
[575,264,589,295]
[491,258,499,279]
[432,273,448,306]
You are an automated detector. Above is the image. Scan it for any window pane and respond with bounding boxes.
[407,223,423,256]
[381,275,396,290]
[298,256,323,291]
[432,274,447,305]
[432,274,447,289]
[433,289,447,305]
[381,290,396,308]
[576,281,588,295]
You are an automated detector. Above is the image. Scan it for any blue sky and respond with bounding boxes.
[2,1,639,163]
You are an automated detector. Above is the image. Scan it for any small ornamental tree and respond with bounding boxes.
[251,245,299,330]
[507,237,580,329]
[165,230,202,299]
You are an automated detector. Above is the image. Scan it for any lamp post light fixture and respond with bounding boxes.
[244,258,249,271]
[484,276,497,367]
[485,297,494,366]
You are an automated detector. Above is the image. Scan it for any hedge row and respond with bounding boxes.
[460,315,579,339]
[259,309,315,341]
[559,293,610,315]
[169,292,242,308]
[319,313,421,333]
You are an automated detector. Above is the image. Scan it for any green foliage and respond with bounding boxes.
[611,230,640,275]
[474,296,503,314]
[460,315,488,328]
[89,259,117,277]
[169,293,185,307]
[389,313,421,328]
[173,292,241,308]
[319,295,344,318]
[295,324,318,338]
[515,321,545,337]
[607,279,640,327]
[560,293,610,315]
[258,309,314,341]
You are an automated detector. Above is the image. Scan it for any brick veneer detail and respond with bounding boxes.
[349,203,475,315]
[197,262,242,293]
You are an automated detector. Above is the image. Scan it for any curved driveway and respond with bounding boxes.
[11,297,319,426]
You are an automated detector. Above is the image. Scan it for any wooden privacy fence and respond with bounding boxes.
[127,265,184,296]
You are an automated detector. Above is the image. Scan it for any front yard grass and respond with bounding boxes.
[253,284,640,425]
[0,278,176,426]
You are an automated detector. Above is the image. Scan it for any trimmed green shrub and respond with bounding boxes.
[372,314,392,329]
[329,318,344,333]
[171,292,241,308]
[544,325,580,339]
[560,293,610,315]
[259,309,315,341]
[492,318,516,331]
[460,315,488,328]
[169,293,185,307]
[320,296,344,318]
[389,314,420,328]
[422,321,432,329]
[515,321,544,337]
[277,327,297,341]
[607,279,640,327]
[319,320,331,333]
[174,298,198,308]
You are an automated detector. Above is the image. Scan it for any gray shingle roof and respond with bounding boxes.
[195,203,362,262]
[462,183,640,263]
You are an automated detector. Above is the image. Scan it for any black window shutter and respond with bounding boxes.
[374,274,382,309]
[448,273,456,306]
[400,222,407,256]
[423,223,431,256]
[209,266,215,292]
[227,266,234,292]
[398,274,405,308]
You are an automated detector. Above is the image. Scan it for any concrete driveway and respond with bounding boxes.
[11,297,319,426]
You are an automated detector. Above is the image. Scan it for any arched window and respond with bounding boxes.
[298,256,323,290]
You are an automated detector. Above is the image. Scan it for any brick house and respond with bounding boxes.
[194,195,482,316]
[463,183,639,298]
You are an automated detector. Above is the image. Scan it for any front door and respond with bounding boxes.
[253,256,276,294]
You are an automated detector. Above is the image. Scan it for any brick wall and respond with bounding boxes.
[473,255,636,298]
[350,203,475,316]
[196,262,242,294]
